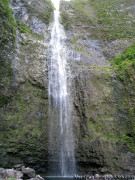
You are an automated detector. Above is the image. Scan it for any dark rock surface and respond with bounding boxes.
[22,166,36,179]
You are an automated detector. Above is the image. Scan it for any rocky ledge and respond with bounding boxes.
[0,164,44,180]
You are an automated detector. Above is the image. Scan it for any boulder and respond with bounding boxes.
[13,164,24,171]
[22,166,36,179]
[0,168,23,179]
[28,175,44,180]
[0,166,44,180]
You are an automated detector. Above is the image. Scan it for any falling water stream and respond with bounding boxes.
[48,0,76,177]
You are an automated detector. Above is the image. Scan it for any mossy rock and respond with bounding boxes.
[0,0,16,108]
[0,0,16,53]
[61,0,135,41]
[21,0,53,24]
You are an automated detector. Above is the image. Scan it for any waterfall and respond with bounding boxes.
[48,0,76,176]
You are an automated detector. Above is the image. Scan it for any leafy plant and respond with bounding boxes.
[112,43,135,80]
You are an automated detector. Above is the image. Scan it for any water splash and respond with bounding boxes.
[48,0,76,176]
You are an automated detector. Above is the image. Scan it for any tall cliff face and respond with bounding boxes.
[0,0,135,176]
[61,0,135,175]
[0,0,53,173]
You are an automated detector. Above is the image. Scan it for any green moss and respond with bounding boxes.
[87,110,118,142]
[89,0,135,40]
[92,66,111,75]
[38,0,54,24]
[79,65,134,149]
[0,0,16,108]
[112,43,135,81]
[0,96,12,108]
[0,81,48,168]
[122,135,135,152]
[70,0,97,26]
[64,0,135,40]
[21,0,53,25]
[17,21,31,34]
[0,59,13,108]
[16,21,44,40]
[40,9,53,25]
[0,0,16,53]
[61,10,71,30]
[82,134,90,141]
[111,43,135,152]
[77,66,118,142]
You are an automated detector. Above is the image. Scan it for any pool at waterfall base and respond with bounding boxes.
[45,176,76,180]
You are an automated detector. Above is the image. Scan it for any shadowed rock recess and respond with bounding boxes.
[0,0,135,176]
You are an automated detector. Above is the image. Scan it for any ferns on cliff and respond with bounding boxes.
[112,43,135,81]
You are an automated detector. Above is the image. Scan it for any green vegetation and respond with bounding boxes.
[0,0,16,108]
[111,44,135,152]
[17,21,44,39]
[36,0,54,25]
[70,0,97,25]
[66,0,135,153]
[0,82,48,168]
[0,0,16,54]
[123,134,135,152]
[17,21,31,34]
[78,65,117,142]
[61,10,71,30]
[112,43,135,81]
[41,8,53,25]
[79,62,135,152]
[21,0,53,25]
[0,0,50,167]
[62,0,135,40]
[0,96,12,108]
[88,0,135,40]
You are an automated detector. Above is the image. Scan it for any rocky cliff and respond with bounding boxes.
[0,0,135,176]
[60,0,135,175]
[0,0,53,174]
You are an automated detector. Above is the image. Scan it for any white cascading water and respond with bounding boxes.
[48,0,76,176]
